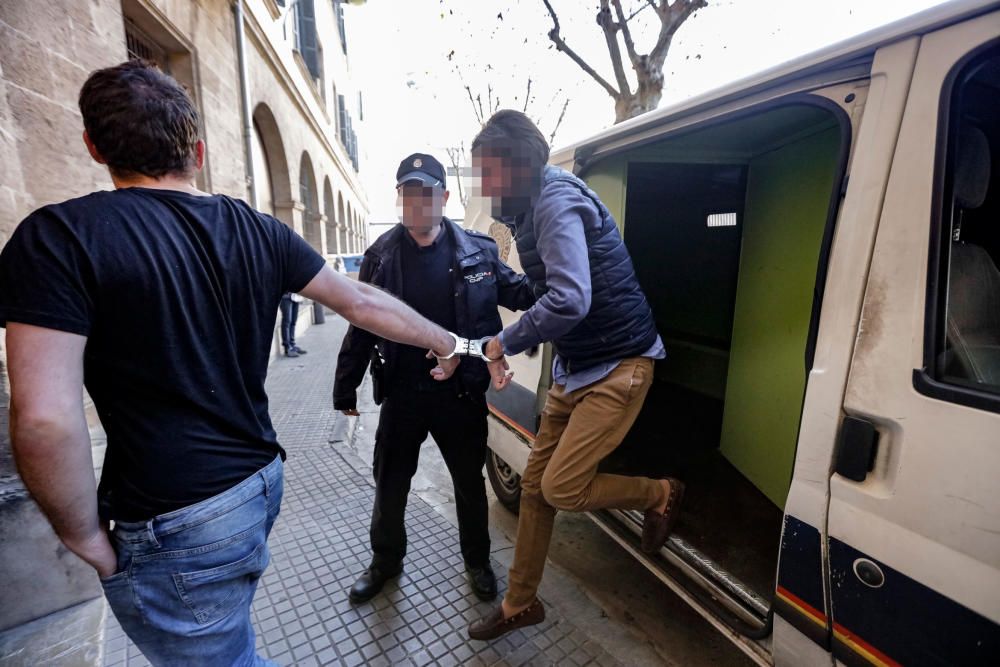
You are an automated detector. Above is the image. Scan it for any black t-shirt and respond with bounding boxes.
[396,226,457,389]
[0,188,326,521]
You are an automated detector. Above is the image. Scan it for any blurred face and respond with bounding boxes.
[471,152,511,199]
[396,182,448,231]
[471,148,542,218]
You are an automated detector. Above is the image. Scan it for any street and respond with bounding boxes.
[101,312,752,667]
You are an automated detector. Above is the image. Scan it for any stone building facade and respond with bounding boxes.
[0,0,369,659]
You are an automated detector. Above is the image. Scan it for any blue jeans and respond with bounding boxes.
[101,456,283,666]
[279,296,298,350]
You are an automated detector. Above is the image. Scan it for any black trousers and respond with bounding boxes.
[370,387,491,570]
[279,296,298,349]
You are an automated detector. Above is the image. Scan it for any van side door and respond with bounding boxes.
[828,12,1000,665]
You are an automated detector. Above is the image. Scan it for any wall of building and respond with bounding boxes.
[0,0,125,636]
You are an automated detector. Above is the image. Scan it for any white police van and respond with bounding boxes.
[474,1,1000,663]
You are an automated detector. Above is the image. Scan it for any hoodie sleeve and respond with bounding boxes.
[498,181,594,356]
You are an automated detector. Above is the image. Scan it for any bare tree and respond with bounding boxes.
[445,143,470,209]
[446,73,572,210]
[542,0,707,123]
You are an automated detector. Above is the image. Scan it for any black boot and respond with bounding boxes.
[348,563,402,603]
[466,563,498,601]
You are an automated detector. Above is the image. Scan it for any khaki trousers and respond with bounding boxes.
[504,357,665,607]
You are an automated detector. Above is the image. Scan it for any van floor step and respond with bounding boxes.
[588,509,774,645]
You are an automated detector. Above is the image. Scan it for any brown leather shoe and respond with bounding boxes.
[468,599,545,640]
[641,477,686,553]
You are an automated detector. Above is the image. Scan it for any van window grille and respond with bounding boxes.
[707,212,738,228]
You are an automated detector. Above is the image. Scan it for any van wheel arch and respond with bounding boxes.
[487,450,521,514]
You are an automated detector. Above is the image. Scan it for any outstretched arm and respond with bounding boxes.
[299,265,459,379]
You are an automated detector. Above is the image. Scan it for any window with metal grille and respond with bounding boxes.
[125,18,168,71]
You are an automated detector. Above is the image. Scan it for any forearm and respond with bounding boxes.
[347,281,453,354]
[499,296,586,355]
[11,405,101,546]
[500,182,593,355]
[302,267,453,356]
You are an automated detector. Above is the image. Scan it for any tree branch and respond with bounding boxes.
[611,0,641,70]
[549,97,570,145]
[464,84,483,125]
[541,0,620,99]
[597,1,632,96]
[445,144,468,207]
[523,77,532,113]
[628,3,653,22]
[650,0,706,66]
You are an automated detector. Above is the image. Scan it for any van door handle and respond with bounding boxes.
[834,416,879,482]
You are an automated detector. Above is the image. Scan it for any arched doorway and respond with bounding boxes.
[346,202,354,252]
[323,177,336,255]
[299,152,321,250]
[251,103,291,224]
[337,193,348,253]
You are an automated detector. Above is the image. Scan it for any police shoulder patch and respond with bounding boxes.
[463,228,492,240]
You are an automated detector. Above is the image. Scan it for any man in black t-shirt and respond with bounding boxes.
[0,61,509,666]
[333,154,535,605]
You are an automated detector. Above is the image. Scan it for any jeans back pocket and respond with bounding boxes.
[172,541,268,625]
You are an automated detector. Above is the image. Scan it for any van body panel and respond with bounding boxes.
[774,39,921,654]
[486,416,530,476]
[829,11,1000,664]
[773,614,834,667]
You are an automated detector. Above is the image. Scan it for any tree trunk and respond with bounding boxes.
[614,66,663,123]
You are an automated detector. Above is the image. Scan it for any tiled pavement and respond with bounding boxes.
[100,313,625,667]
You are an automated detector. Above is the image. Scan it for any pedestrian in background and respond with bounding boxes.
[280,291,307,357]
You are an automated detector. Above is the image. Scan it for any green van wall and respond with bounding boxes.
[719,126,841,509]
[582,156,627,233]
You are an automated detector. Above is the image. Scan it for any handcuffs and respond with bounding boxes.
[436,332,502,363]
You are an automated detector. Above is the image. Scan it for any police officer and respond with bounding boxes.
[334,153,535,603]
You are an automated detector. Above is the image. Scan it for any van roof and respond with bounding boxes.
[552,0,1000,163]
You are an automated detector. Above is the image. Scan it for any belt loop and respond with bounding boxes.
[261,467,271,499]
[145,520,160,548]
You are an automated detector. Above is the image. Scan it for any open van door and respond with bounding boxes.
[826,11,1000,665]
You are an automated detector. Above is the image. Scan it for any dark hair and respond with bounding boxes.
[471,110,550,168]
[79,60,200,178]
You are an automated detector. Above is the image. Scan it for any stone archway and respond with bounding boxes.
[346,202,355,252]
[298,152,321,250]
[251,103,291,223]
[337,193,347,253]
[323,177,336,255]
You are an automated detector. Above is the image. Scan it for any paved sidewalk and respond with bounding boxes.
[100,314,629,667]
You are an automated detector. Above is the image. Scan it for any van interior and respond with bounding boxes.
[938,50,1000,392]
[587,101,848,606]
